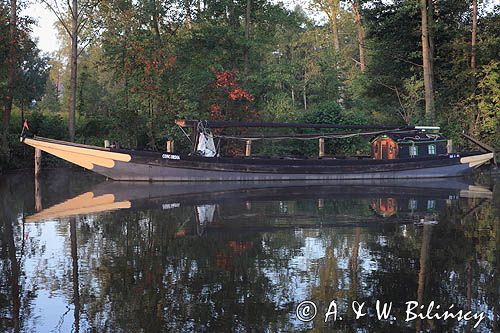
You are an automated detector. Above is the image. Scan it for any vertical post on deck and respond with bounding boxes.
[166,140,174,153]
[447,139,453,154]
[35,148,42,177]
[191,128,199,153]
[245,140,252,157]
[319,137,325,158]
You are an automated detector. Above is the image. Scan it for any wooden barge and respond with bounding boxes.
[21,120,494,181]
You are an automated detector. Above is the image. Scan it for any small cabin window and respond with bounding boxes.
[409,145,418,157]
[428,144,436,155]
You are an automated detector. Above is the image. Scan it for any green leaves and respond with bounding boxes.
[467,61,500,146]
[2,0,499,166]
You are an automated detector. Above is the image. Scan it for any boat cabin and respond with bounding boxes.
[371,132,448,160]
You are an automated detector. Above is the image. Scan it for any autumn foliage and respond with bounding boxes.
[207,70,258,155]
[125,42,176,98]
[209,70,257,122]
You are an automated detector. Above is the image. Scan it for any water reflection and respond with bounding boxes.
[0,170,498,332]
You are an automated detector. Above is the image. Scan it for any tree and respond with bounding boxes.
[14,44,49,120]
[311,0,340,52]
[209,70,256,122]
[243,0,252,73]
[471,0,477,71]
[41,0,98,141]
[466,61,500,146]
[1,0,47,155]
[2,0,17,154]
[420,0,435,121]
[348,0,366,72]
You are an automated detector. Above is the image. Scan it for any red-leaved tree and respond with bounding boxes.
[209,70,257,122]
[208,70,258,155]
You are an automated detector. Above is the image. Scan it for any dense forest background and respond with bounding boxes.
[0,0,499,169]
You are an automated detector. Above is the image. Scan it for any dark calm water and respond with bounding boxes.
[0,169,498,332]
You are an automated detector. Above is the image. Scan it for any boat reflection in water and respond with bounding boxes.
[5,174,496,332]
[26,178,492,232]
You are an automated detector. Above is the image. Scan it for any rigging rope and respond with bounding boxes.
[212,128,412,142]
[177,125,192,143]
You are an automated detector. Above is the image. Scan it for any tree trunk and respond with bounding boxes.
[352,0,366,72]
[350,227,361,295]
[331,16,339,52]
[471,0,477,71]
[318,244,338,299]
[1,186,21,331]
[243,0,251,73]
[328,0,343,104]
[355,1,366,72]
[303,84,307,111]
[185,0,192,31]
[420,0,435,122]
[355,18,365,72]
[329,0,340,52]
[465,260,472,332]
[56,70,60,102]
[428,0,435,87]
[2,0,17,154]
[152,0,162,42]
[228,0,237,27]
[70,218,80,333]
[6,220,21,331]
[416,224,432,332]
[122,46,129,111]
[69,0,78,142]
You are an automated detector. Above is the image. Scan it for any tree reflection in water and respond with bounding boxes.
[0,170,498,332]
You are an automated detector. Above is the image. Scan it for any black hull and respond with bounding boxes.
[95,151,490,181]
[23,137,493,181]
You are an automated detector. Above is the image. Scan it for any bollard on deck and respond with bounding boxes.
[319,137,325,158]
[245,140,252,157]
[166,140,174,153]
